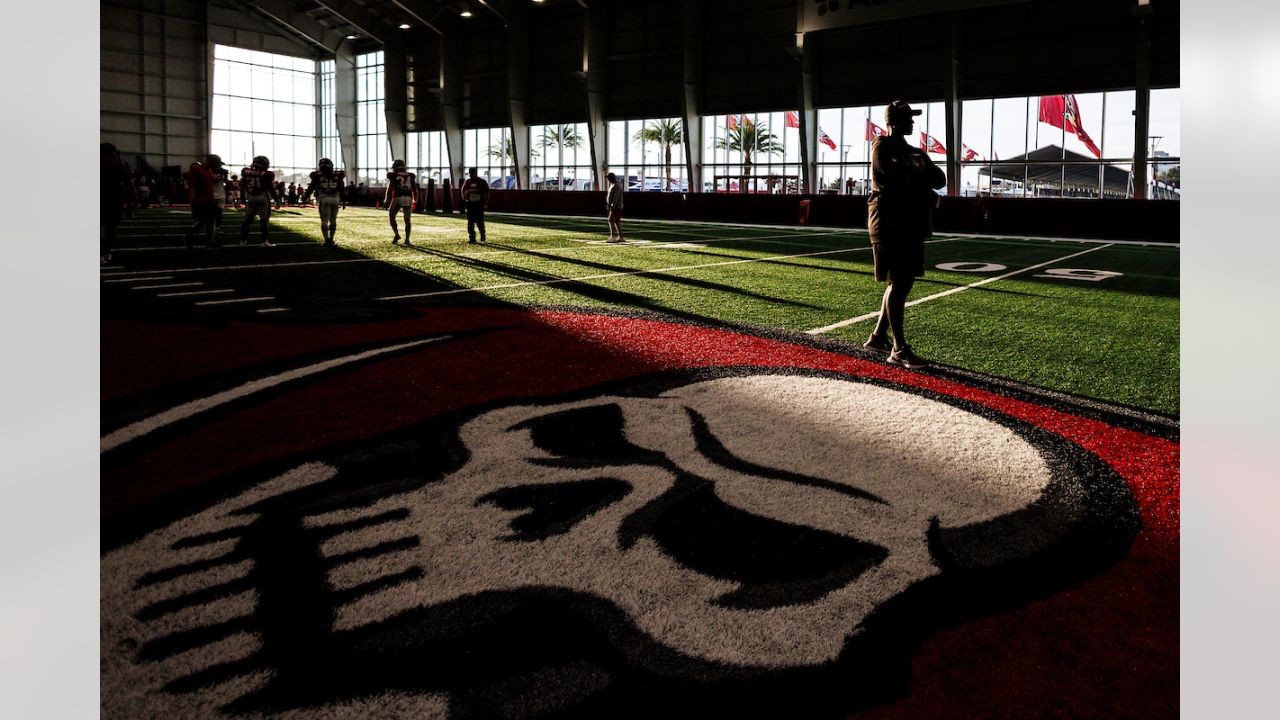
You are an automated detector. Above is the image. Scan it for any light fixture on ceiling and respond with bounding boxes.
[460,10,473,17]
[346,34,358,39]
[399,23,411,29]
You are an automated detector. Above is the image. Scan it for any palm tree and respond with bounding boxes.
[487,136,538,186]
[540,125,583,190]
[632,120,684,191]
[713,117,783,193]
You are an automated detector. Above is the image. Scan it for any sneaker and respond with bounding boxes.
[263,240,275,247]
[468,240,477,244]
[404,239,413,246]
[608,238,625,244]
[862,334,892,352]
[887,345,929,369]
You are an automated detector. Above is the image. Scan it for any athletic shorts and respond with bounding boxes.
[870,237,925,283]
[389,196,413,210]
[608,208,622,222]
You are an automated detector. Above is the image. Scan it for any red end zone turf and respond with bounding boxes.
[101,306,1176,719]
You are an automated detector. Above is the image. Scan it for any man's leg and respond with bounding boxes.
[260,205,273,246]
[885,277,915,350]
[402,206,412,244]
[477,212,486,242]
[871,285,893,338]
[389,205,400,243]
[466,206,477,243]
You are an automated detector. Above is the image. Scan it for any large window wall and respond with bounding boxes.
[356,51,389,186]
[702,112,803,194]
[210,45,317,185]
[814,102,948,196]
[958,90,1175,199]
[463,127,514,188]
[531,123,591,190]
[1147,88,1181,199]
[319,59,340,169]
[406,131,451,187]
[609,118,687,192]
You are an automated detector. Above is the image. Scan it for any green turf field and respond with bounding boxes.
[105,206,1179,415]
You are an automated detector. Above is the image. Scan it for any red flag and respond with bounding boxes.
[866,119,887,141]
[785,111,800,129]
[727,114,738,130]
[962,144,979,161]
[818,127,837,151]
[920,133,946,155]
[1038,95,1101,158]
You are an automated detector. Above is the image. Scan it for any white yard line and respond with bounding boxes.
[256,307,289,313]
[195,296,275,306]
[103,276,173,283]
[156,288,236,298]
[488,211,1179,248]
[132,282,204,290]
[378,244,881,301]
[101,336,448,452]
[805,243,1115,335]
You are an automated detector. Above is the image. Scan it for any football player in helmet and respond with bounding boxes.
[303,158,346,246]
[385,159,418,245]
[239,155,281,246]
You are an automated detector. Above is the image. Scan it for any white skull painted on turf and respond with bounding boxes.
[310,373,1071,668]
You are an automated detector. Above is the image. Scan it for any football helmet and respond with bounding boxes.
[392,159,407,172]
[206,154,223,167]
[318,158,334,173]
[252,155,270,170]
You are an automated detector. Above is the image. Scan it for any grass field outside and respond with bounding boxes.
[104,206,1179,415]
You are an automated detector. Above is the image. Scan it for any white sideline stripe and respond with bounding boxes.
[157,288,236,297]
[132,282,204,290]
[196,296,275,306]
[805,243,1115,335]
[103,276,173,283]
[101,336,448,453]
[256,307,289,313]
[102,259,379,276]
[377,244,885,301]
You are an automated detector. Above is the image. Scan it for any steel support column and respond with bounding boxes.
[681,0,704,193]
[1133,3,1153,200]
[440,31,465,182]
[796,33,818,194]
[583,0,608,191]
[507,4,532,189]
[944,13,962,196]
[335,44,358,178]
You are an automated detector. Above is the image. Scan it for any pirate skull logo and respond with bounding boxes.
[102,371,1134,716]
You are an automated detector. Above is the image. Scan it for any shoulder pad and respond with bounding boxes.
[334,170,345,179]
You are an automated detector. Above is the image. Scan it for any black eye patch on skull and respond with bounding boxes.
[513,403,666,468]
[620,476,889,610]
[478,478,632,541]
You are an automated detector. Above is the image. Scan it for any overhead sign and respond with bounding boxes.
[799,0,1030,33]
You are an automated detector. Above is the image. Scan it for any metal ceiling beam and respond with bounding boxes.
[388,0,451,35]
[313,0,398,45]
[243,0,345,52]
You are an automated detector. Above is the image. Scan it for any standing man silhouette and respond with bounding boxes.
[605,172,625,243]
[386,159,418,245]
[864,101,946,368]
[461,167,490,244]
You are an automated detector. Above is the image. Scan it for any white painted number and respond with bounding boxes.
[935,262,1008,273]
[1032,268,1124,282]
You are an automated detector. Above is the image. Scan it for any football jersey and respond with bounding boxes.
[309,170,345,200]
[241,167,275,198]
[462,178,490,204]
[386,170,417,199]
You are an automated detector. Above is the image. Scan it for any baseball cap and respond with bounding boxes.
[885,100,923,122]
[206,153,224,167]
